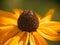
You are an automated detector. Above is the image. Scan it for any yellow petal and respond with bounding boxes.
[33,32,48,45]
[18,32,29,45]
[17,32,25,45]
[30,33,36,45]
[41,9,54,23]
[23,32,29,45]
[18,41,23,45]
[0,10,17,19]
[0,16,17,25]
[3,31,25,45]
[8,36,19,45]
[41,21,60,32]
[37,29,60,41]
[0,25,14,35]
[13,9,23,19]
[3,38,12,45]
[38,26,58,36]
[0,26,20,44]
[4,36,20,45]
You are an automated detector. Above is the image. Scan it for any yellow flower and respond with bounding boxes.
[0,9,60,45]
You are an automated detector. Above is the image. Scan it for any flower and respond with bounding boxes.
[0,9,60,45]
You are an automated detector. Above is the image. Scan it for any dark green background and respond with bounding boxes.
[0,0,60,45]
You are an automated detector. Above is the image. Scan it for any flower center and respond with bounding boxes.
[18,10,39,32]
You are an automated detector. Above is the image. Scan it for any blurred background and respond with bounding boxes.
[0,0,60,45]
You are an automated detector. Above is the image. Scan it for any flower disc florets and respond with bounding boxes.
[18,10,39,32]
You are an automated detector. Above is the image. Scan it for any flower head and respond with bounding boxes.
[0,9,60,45]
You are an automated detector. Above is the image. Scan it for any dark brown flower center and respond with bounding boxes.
[17,10,39,32]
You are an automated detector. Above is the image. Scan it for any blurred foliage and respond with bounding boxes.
[0,0,60,21]
[0,0,60,45]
